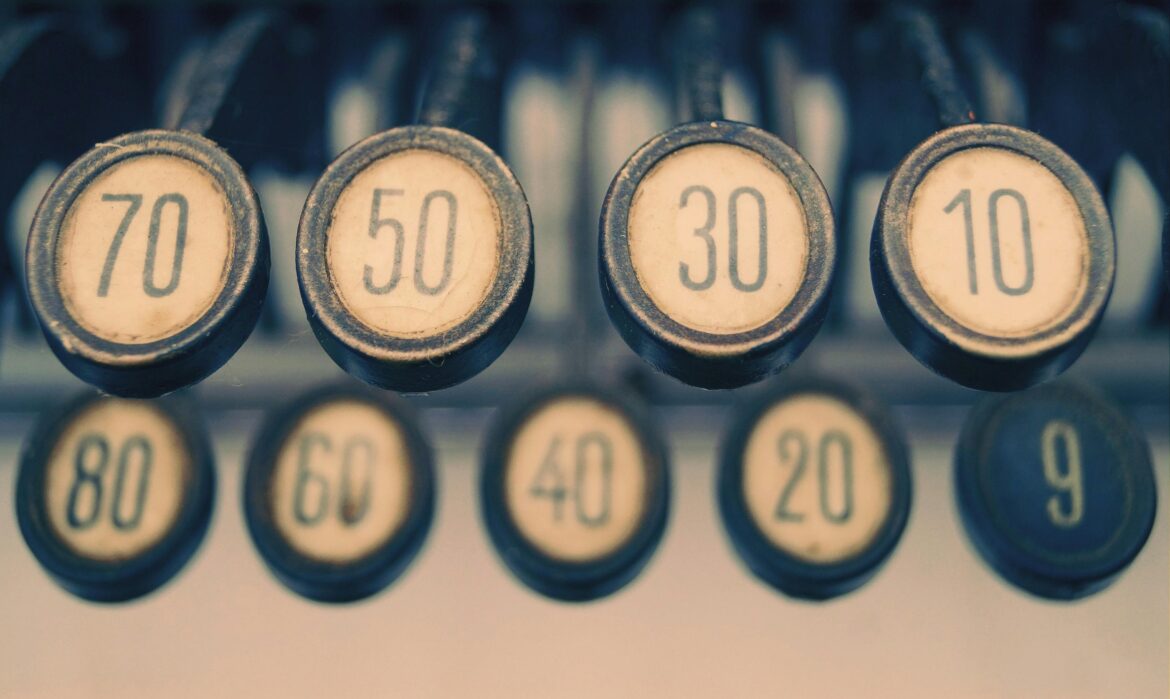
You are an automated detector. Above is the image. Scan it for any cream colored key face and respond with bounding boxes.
[742,394,892,564]
[627,142,809,335]
[269,400,413,564]
[907,146,1089,338]
[44,400,190,561]
[57,155,233,345]
[326,149,501,338]
[504,398,648,563]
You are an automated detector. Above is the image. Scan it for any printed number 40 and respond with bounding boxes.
[529,433,613,527]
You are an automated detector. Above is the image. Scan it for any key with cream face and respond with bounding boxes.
[480,385,670,602]
[871,124,1115,391]
[869,8,1114,391]
[25,15,280,398]
[298,12,533,392]
[15,391,215,603]
[244,384,435,603]
[718,377,912,600]
[599,8,835,389]
[954,382,1156,600]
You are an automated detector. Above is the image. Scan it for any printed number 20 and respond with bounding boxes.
[774,429,853,524]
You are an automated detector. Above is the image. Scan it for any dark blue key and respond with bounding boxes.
[955,382,1157,600]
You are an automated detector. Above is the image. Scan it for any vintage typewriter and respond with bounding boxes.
[0,2,1166,697]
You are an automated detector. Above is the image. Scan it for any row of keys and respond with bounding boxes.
[11,7,1168,399]
[15,377,1155,604]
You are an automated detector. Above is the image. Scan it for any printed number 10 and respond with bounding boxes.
[944,188,1034,296]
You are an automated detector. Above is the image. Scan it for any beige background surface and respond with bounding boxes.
[1,407,1165,698]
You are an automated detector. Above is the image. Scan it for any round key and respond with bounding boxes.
[718,377,912,599]
[243,384,435,603]
[27,129,269,398]
[600,121,835,389]
[480,385,670,601]
[15,391,215,603]
[955,382,1156,600]
[298,126,533,392]
[871,123,1114,391]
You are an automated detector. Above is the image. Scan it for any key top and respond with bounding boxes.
[718,376,912,600]
[24,14,299,397]
[599,8,835,389]
[871,124,1114,391]
[28,129,268,397]
[870,8,1113,391]
[15,391,215,602]
[298,12,533,392]
[243,383,435,603]
[479,384,670,602]
[954,382,1157,600]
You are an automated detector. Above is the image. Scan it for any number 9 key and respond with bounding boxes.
[955,382,1156,600]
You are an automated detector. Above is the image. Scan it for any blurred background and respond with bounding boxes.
[0,1,1166,697]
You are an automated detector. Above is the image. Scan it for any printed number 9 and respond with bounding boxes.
[1040,420,1084,528]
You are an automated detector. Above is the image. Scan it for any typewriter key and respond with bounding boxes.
[718,378,912,600]
[955,382,1156,600]
[871,123,1114,392]
[298,127,532,391]
[27,129,268,397]
[244,385,434,602]
[15,391,215,603]
[600,122,835,389]
[480,385,670,601]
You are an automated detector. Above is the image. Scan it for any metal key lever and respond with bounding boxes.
[869,4,1116,392]
[0,17,149,336]
[24,11,299,398]
[599,4,836,390]
[298,8,534,393]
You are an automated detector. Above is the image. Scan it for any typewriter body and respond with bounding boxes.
[0,2,1166,697]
